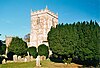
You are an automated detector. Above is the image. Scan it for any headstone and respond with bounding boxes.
[49,50,52,57]
[24,58,27,62]
[18,56,21,62]
[40,56,46,61]
[13,55,17,62]
[36,55,41,66]
[21,58,24,62]
[2,59,6,64]
[27,52,29,56]
[25,56,30,62]
[30,56,34,61]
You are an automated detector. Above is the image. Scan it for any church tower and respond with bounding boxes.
[30,6,58,48]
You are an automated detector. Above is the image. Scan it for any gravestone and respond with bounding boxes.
[2,59,6,64]
[30,56,34,61]
[24,58,27,62]
[36,55,41,66]
[25,56,30,62]
[27,52,29,56]
[18,56,21,62]
[21,58,24,62]
[13,55,17,62]
[40,56,46,61]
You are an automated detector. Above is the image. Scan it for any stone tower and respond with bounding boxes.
[30,7,58,48]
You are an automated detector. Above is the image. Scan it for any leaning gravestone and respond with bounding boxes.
[2,59,6,64]
[13,55,17,62]
[36,55,41,67]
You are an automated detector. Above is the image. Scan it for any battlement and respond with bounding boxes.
[31,7,58,18]
[5,36,12,38]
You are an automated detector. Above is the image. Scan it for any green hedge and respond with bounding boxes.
[38,44,49,58]
[28,46,38,58]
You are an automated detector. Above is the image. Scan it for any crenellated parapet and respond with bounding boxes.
[31,7,58,19]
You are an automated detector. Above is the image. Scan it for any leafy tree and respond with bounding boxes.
[27,46,37,58]
[24,33,30,42]
[8,37,28,56]
[38,44,49,58]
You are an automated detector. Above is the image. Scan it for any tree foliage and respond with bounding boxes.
[0,44,6,55]
[8,37,28,56]
[38,44,49,58]
[0,40,3,46]
[48,20,100,66]
[0,40,6,55]
[27,46,37,58]
[24,33,30,42]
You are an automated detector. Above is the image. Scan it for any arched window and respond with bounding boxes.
[52,18,54,26]
[37,17,40,24]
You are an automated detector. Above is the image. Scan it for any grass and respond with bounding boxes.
[0,60,82,68]
[0,61,36,68]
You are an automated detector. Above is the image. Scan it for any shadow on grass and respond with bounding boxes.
[49,54,63,63]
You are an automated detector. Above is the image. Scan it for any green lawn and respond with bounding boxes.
[0,61,36,68]
[0,60,82,68]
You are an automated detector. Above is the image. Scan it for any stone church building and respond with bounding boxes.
[5,7,58,54]
[30,7,58,48]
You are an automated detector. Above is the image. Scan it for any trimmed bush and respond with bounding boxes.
[28,46,38,58]
[38,44,49,58]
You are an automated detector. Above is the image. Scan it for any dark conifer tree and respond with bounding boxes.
[48,20,100,66]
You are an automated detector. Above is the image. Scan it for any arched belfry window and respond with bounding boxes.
[37,17,40,24]
[52,18,54,26]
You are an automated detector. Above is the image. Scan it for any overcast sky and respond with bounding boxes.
[0,0,100,40]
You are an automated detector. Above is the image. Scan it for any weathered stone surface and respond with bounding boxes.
[36,55,41,66]
[13,55,17,62]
